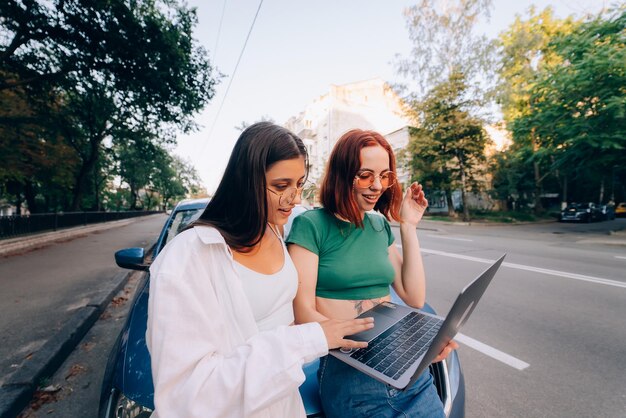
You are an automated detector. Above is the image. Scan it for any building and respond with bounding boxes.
[283,78,412,186]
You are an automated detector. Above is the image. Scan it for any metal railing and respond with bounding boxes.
[0,211,163,240]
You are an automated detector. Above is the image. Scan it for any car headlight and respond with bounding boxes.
[104,389,152,418]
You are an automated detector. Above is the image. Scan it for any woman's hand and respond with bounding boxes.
[400,182,429,227]
[319,317,375,350]
[431,340,459,363]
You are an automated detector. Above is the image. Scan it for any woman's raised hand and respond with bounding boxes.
[400,182,429,227]
[319,317,375,350]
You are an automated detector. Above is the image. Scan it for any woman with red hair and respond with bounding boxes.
[287,129,457,417]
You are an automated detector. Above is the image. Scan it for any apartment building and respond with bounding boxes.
[283,78,412,186]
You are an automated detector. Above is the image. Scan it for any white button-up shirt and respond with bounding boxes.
[147,226,328,417]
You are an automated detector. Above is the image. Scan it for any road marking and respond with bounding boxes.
[416,247,626,289]
[426,234,473,242]
[455,333,530,371]
[395,244,531,370]
[615,255,626,260]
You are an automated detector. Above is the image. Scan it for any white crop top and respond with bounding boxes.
[234,233,297,332]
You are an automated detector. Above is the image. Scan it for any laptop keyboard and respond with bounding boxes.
[349,311,443,379]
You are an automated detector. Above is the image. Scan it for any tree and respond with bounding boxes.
[1,0,217,210]
[395,0,496,106]
[0,81,78,212]
[116,137,161,210]
[408,72,489,221]
[523,7,626,204]
[497,7,578,212]
[151,155,202,210]
[499,6,626,208]
[395,0,495,220]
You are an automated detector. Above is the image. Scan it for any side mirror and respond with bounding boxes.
[115,247,149,271]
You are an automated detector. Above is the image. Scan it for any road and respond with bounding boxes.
[9,216,626,417]
[0,214,167,387]
[397,218,626,418]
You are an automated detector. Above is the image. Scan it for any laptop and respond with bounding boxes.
[330,254,506,390]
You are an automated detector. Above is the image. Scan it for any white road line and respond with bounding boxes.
[395,244,531,370]
[615,255,626,260]
[426,234,473,242]
[417,247,626,289]
[454,333,530,370]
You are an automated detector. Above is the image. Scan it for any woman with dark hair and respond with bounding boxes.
[287,129,458,417]
[146,122,374,418]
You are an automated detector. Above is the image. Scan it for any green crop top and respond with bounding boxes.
[286,208,396,300]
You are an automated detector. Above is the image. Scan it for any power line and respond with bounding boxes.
[200,0,264,157]
[212,0,228,62]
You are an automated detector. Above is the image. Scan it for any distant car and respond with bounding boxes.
[560,202,602,223]
[615,202,626,218]
[598,204,616,221]
[99,198,465,418]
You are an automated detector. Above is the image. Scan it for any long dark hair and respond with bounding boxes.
[193,122,308,251]
[320,129,402,227]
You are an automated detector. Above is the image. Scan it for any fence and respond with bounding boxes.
[0,211,162,240]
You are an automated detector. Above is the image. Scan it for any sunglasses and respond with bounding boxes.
[353,171,397,189]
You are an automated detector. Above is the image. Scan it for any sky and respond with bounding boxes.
[176,0,611,193]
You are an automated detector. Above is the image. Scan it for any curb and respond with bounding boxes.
[0,271,133,418]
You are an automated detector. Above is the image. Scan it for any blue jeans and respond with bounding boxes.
[318,355,445,418]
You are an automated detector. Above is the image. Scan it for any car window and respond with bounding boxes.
[163,208,203,246]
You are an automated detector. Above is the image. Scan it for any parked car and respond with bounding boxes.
[615,202,626,218]
[598,204,616,221]
[99,198,465,418]
[559,202,603,223]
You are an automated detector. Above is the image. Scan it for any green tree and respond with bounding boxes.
[115,137,162,210]
[497,8,578,212]
[0,82,78,212]
[1,0,217,211]
[152,155,202,210]
[409,72,489,221]
[519,7,626,205]
[395,0,496,104]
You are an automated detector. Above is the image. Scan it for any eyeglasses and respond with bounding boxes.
[267,183,308,206]
[353,171,397,189]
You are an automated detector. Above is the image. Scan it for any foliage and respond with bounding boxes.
[395,0,496,108]
[0,0,217,212]
[408,72,490,221]
[497,6,626,208]
[0,82,78,212]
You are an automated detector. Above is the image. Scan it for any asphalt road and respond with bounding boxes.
[17,273,143,418]
[396,218,626,418]
[0,214,168,387]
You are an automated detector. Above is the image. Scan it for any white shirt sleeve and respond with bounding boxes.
[147,241,328,417]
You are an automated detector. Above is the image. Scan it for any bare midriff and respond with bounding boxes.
[316,294,391,320]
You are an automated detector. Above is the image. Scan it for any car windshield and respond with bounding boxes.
[163,208,203,247]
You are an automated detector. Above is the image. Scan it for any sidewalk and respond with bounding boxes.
[0,214,166,418]
[0,216,156,257]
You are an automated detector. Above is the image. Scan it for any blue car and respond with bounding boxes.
[100,198,465,417]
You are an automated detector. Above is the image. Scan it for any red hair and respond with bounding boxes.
[320,129,402,227]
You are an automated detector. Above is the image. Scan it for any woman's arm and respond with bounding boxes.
[288,244,330,323]
[389,182,428,308]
